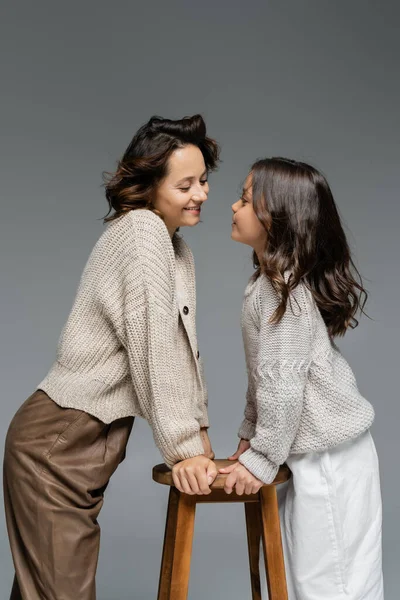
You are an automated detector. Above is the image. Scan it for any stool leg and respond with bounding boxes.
[259,486,288,600]
[245,502,262,600]
[157,487,196,600]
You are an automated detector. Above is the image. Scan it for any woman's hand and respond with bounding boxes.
[218,462,263,495]
[200,427,215,460]
[227,438,250,460]
[172,456,218,495]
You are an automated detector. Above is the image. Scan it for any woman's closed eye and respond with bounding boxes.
[179,179,208,192]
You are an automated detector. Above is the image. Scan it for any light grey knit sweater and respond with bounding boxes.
[38,209,209,468]
[238,273,375,484]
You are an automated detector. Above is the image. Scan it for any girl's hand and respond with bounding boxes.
[218,462,263,495]
[172,456,217,495]
[227,438,251,460]
[200,427,215,460]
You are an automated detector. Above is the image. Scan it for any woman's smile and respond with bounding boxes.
[184,206,201,213]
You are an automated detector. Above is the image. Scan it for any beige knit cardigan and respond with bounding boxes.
[38,209,209,467]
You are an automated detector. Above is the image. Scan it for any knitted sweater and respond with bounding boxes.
[38,209,209,468]
[238,273,375,484]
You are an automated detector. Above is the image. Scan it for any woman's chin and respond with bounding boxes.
[181,214,201,227]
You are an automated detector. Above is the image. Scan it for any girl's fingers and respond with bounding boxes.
[227,452,239,460]
[224,471,237,494]
[250,481,263,494]
[236,479,245,496]
[245,481,254,495]
[219,463,239,474]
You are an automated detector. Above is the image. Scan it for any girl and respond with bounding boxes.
[3,114,219,600]
[220,158,384,599]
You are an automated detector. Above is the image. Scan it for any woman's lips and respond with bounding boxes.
[184,207,201,213]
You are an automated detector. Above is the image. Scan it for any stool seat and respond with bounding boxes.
[153,458,291,599]
[153,459,291,489]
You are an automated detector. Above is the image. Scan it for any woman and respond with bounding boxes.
[4,114,220,599]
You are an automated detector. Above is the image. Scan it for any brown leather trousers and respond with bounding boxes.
[3,390,134,600]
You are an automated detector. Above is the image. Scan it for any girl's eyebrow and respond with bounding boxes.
[175,170,208,186]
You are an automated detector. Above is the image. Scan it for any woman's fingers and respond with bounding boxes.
[172,468,184,493]
[195,468,212,495]
[192,460,218,495]
[206,461,218,485]
[172,464,196,495]
[179,472,195,495]
[185,469,201,495]
[172,458,219,495]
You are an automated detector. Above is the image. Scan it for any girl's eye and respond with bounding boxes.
[241,197,247,204]
[200,179,208,186]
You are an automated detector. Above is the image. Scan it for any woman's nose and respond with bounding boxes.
[193,184,208,201]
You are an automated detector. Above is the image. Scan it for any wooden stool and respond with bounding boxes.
[153,459,291,600]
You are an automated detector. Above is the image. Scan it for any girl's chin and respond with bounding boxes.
[231,228,241,242]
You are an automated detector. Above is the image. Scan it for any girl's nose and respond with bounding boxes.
[232,200,239,212]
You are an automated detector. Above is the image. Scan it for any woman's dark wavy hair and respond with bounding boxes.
[250,157,368,337]
[103,114,220,222]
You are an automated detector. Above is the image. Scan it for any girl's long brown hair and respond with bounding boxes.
[103,114,220,222]
[250,157,368,337]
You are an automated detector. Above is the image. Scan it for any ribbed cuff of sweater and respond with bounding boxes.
[238,418,256,441]
[238,448,279,484]
[163,434,205,469]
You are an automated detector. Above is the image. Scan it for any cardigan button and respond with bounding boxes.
[196,350,200,359]
[183,306,189,315]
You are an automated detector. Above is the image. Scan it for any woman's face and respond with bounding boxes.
[153,144,209,236]
[231,172,267,254]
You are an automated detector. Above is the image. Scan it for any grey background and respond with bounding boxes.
[1,1,399,598]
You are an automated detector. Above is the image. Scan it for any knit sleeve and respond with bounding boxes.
[238,385,257,440]
[239,278,313,483]
[197,356,210,428]
[122,211,204,468]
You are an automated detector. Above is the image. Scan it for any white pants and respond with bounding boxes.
[262,430,384,599]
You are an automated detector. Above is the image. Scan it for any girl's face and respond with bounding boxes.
[153,144,209,237]
[231,173,267,255]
